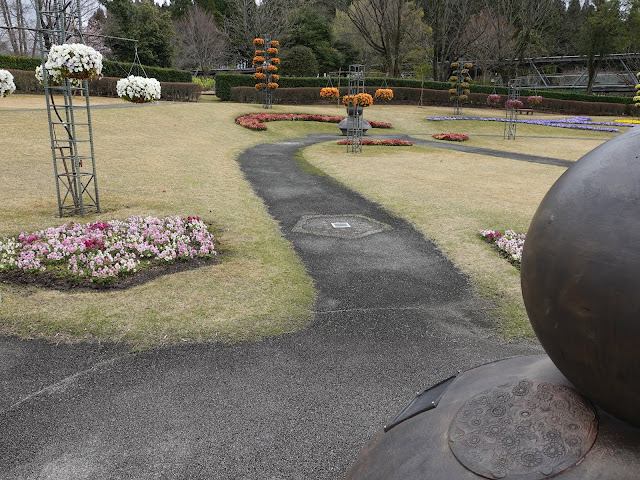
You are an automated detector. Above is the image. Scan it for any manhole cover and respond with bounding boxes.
[292,215,390,239]
[449,378,598,480]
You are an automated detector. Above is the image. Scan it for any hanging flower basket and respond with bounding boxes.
[342,93,373,107]
[450,62,460,68]
[268,82,279,90]
[267,65,278,73]
[254,49,265,56]
[267,47,278,56]
[45,43,103,80]
[254,72,266,81]
[255,66,263,73]
[464,62,473,69]
[448,76,459,82]
[255,83,266,91]
[270,40,280,48]
[253,56,265,65]
[270,74,279,82]
[271,58,280,65]
[486,94,501,106]
[320,87,339,100]
[116,75,161,103]
[526,95,543,107]
[0,69,16,97]
[35,65,82,87]
[374,88,393,102]
[505,99,524,110]
[253,38,265,46]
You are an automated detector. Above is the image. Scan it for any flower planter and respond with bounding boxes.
[347,106,363,116]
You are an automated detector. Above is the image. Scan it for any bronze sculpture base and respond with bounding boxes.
[347,355,640,480]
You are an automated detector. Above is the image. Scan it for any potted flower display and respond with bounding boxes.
[268,82,278,90]
[35,65,82,87]
[0,69,16,98]
[505,99,524,110]
[527,95,542,108]
[374,88,393,102]
[342,92,373,115]
[320,87,339,101]
[254,72,266,81]
[253,38,265,46]
[486,94,501,107]
[116,75,161,103]
[45,43,103,80]
[255,83,266,91]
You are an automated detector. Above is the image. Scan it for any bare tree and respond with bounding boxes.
[223,0,297,61]
[422,0,480,81]
[334,0,429,77]
[0,0,30,55]
[174,4,228,72]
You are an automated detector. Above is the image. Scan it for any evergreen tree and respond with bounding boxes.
[102,0,175,68]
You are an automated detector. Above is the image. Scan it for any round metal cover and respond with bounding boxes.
[449,378,598,480]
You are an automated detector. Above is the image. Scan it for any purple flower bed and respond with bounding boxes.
[0,216,217,282]
[426,115,634,132]
[480,229,525,267]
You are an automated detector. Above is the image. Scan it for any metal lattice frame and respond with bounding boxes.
[257,36,279,109]
[36,0,100,217]
[504,79,521,140]
[346,64,365,153]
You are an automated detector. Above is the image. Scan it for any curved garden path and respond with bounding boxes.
[0,133,543,479]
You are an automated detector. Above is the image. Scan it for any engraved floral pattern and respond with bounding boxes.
[449,378,598,480]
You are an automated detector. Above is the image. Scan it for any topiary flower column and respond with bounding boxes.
[253,38,280,109]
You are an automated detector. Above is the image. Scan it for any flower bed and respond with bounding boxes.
[426,115,630,132]
[0,216,216,284]
[432,132,469,141]
[235,113,392,131]
[0,69,16,97]
[337,139,413,146]
[480,229,525,267]
[116,75,161,103]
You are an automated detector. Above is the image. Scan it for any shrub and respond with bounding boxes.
[7,70,200,102]
[279,45,318,77]
[0,54,192,83]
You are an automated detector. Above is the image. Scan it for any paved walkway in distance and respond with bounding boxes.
[0,134,542,480]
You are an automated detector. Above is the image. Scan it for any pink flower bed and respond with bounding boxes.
[235,113,392,131]
[480,229,525,267]
[0,216,216,282]
[336,139,413,146]
[432,132,469,141]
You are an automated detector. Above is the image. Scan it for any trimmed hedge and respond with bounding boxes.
[7,69,201,102]
[218,72,633,105]
[230,85,632,116]
[0,54,192,83]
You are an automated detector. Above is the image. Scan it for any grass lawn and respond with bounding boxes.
[300,104,627,338]
[0,95,629,345]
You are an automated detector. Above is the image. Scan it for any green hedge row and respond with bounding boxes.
[7,69,201,102]
[216,73,633,105]
[230,85,633,116]
[0,54,192,83]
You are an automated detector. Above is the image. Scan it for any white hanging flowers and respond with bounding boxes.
[0,69,16,98]
[35,65,81,87]
[45,43,103,80]
[116,75,161,103]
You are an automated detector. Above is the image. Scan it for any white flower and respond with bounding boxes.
[116,76,161,103]
[35,65,82,87]
[45,43,103,80]
[0,69,16,98]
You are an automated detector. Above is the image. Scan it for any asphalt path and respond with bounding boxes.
[0,133,543,479]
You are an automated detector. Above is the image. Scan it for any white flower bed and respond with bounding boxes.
[35,65,81,87]
[116,75,161,103]
[0,69,16,98]
[45,43,103,80]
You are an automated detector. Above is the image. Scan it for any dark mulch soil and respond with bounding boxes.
[0,256,219,292]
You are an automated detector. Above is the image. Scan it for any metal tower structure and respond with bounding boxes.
[35,0,100,217]
[346,64,365,153]
[504,79,521,140]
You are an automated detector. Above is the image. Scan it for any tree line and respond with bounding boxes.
[1,0,639,91]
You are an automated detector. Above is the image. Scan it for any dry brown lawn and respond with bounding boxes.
[0,96,629,344]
